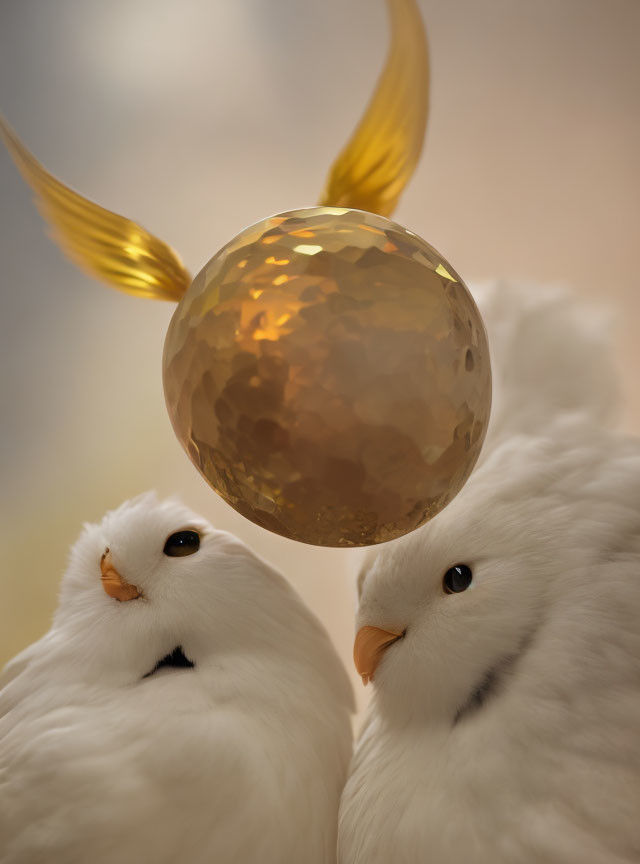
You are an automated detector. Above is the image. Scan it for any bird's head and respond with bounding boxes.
[54,492,338,691]
[354,428,599,728]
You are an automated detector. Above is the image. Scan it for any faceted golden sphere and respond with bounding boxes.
[163,208,491,546]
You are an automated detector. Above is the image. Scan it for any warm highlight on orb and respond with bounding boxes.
[163,208,491,546]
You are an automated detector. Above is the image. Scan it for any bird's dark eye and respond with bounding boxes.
[163,530,200,557]
[443,564,472,594]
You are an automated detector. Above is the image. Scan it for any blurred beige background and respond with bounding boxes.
[1,0,639,719]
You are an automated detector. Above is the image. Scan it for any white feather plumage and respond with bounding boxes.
[0,494,353,864]
[339,282,640,863]
[473,279,619,449]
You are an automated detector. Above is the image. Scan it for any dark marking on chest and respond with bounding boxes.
[453,628,538,726]
[143,645,195,679]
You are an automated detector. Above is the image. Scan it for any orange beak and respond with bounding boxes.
[353,625,404,686]
[100,549,141,602]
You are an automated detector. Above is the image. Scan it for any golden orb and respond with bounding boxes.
[162,208,491,546]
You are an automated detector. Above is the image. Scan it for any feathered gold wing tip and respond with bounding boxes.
[319,0,429,218]
[0,116,191,302]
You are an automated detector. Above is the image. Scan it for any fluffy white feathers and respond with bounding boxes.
[473,280,619,448]
[0,494,353,864]
[339,282,640,863]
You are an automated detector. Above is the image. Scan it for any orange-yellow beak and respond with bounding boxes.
[100,549,141,602]
[353,625,404,686]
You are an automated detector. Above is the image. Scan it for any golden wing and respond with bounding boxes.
[319,0,429,218]
[0,116,190,302]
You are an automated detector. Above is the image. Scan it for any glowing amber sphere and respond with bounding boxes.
[163,208,491,547]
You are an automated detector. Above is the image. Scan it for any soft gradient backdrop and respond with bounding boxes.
[1,0,639,719]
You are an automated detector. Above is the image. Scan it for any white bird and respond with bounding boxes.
[0,493,353,864]
[338,283,640,864]
[472,279,619,450]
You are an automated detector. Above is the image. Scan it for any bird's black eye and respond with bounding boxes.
[443,564,472,594]
[163,530,200,557]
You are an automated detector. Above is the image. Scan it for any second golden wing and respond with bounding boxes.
[319,0,429,218]
[0,117,190,303]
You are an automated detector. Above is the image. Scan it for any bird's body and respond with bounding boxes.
[339,284,640,864]
[341,423,640,863]
[0,496,353,864]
